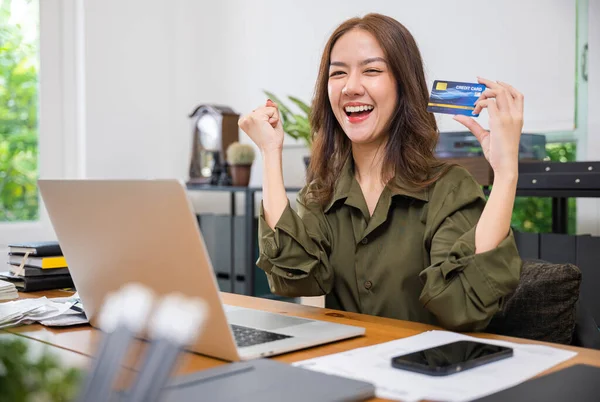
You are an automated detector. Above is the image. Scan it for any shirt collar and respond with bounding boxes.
[324,156,429,213]
[324,156,354,213]
[388,178,429,202]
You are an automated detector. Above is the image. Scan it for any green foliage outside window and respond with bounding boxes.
[0,0,39,222]
[510,142,577,234]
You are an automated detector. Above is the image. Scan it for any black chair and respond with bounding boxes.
[572,299,600,349]
[487,259,600,349]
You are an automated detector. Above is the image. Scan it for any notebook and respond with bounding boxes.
[8,254,68,269]
[0,271,74,292]
[8,266,70,277]
[8,241,62,257]
[119,358,376,402]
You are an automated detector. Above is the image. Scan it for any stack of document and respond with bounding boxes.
[0,279,18,300]
[4,240,73,292]
[294,330,578,402]
[0,296,86,329]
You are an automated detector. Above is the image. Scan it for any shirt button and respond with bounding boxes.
[364,280,373,290]
[361,237,369,245]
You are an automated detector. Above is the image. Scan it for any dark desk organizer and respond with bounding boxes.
[518,161,600,189]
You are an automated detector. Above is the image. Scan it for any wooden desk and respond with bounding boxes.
[5,291,600,402]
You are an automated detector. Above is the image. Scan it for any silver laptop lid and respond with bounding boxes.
[38,179,241,361]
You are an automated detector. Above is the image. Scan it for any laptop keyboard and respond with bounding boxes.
[231,324,292,348]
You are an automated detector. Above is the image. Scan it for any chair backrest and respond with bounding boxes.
[513,231,600,325]
[495,229,600,349]
[487,259,583,346]
[572,301,600,349]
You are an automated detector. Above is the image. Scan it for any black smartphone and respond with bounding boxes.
[390,340,513,376]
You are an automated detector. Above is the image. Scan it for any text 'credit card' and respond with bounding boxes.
[427,80,486,117]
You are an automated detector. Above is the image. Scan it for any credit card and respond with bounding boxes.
[427,80,486,117]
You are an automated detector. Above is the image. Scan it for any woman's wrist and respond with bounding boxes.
[260,144,283,156]
[492,171,518,189]
[261,148,283,166]
[492,161,519,185]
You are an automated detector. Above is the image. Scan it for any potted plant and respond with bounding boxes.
[263,91,312,168]
[226,142,255,186]
[0,337,83,401]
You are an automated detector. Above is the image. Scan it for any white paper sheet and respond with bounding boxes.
[0,297,77,328]
[0,279,18,300]
[39,310,88,327]
[294,330,577,402]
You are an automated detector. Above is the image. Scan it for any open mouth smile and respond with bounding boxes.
[344,104,374,124]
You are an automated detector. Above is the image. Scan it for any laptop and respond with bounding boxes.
[38,179,365,361]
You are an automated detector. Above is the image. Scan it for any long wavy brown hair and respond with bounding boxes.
[307,13,449,205]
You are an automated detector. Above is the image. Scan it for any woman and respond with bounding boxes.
[238,13,522,331]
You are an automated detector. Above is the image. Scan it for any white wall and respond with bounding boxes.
[82,1,576,169]
[79,0,579,215]
[82,0,321,189]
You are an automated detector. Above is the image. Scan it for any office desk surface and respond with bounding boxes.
[5,291,600,402]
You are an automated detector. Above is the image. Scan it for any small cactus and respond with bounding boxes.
[226,142,255,165]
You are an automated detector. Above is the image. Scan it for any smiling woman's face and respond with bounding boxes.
[328,29,398,146]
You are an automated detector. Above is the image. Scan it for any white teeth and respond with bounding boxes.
[344,105,374,113]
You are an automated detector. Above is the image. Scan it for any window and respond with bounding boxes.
[511,142,578,234]
[0,0,39,222]
[0,0,84,261]
[510,0,589,235]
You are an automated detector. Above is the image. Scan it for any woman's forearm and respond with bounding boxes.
[475,173,518,254]
[262,150,289,230]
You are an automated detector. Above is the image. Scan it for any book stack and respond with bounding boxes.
[0,241,74,292]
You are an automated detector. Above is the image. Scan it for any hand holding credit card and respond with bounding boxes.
[427,80,486,117]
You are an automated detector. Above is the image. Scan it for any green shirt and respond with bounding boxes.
[257,158,521,331]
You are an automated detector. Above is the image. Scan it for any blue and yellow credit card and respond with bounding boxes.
[427,80,486,117]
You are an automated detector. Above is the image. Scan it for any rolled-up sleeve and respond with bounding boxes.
[257,192,334,297]
[419,175,522,332]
